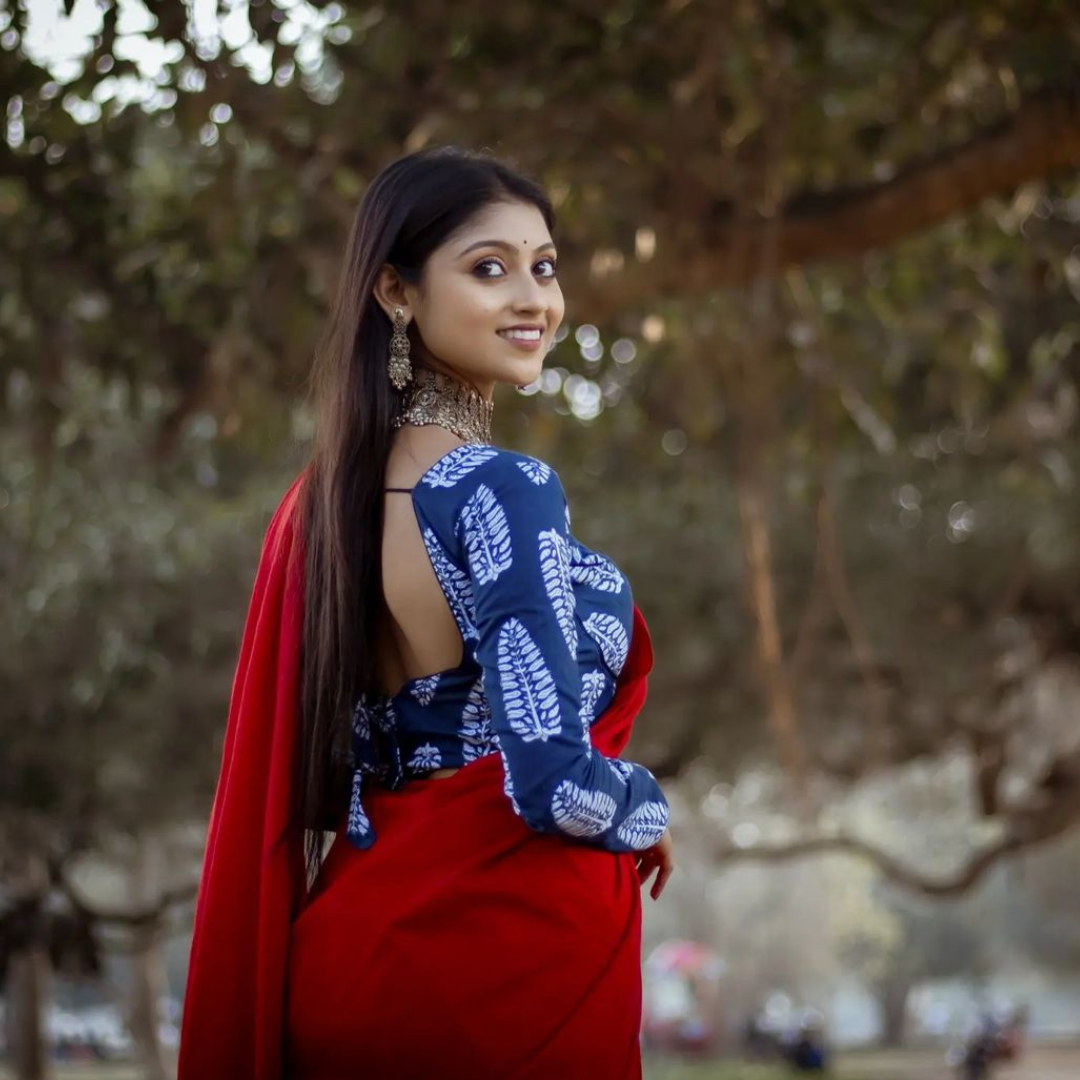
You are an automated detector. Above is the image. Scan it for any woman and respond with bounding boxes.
[179,146,675,1080]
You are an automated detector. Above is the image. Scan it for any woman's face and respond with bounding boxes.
[385,199,564,400]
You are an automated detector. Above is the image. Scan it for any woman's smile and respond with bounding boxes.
[498,324,545,350]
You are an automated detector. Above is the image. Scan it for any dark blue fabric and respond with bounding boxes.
[346,444,669,854]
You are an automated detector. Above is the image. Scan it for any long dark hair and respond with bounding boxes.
[289,146,555,899]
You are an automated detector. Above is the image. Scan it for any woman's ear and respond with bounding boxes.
[373,265,412,323]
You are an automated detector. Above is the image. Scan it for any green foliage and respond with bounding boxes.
[0,361,298,855]
[1,0,1079,900]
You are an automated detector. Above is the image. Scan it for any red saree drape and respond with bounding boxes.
[179,472,657,1080]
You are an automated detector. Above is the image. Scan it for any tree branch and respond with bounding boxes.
[714,758,1080,898]
[714,830,1027,897]
[569,89,1080,319]
[46,856,198,931]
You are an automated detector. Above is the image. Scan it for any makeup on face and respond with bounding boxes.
[406,202,566,394]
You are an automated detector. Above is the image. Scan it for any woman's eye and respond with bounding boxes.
[472,258,506,278]
[471,257,557,279]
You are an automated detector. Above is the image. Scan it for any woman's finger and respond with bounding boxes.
[650,859,675,900]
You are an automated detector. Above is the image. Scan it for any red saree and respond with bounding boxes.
[179,471,657,1080]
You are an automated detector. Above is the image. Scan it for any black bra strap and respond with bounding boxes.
[385,487,413,493]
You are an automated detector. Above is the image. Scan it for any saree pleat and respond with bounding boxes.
[179,472,656,1080]
[285,686,649,1079]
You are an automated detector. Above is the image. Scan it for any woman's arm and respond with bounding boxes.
[461,458,669,854]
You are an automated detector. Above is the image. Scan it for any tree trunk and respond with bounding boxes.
[127,925,171,1080]
[125,833,172,1080]
[7,942,52,1080]
[877,978,912,1048]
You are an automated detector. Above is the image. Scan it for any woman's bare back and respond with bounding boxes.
[377,431,471,779]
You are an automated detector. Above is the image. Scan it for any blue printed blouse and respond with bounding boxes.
[345,443,669,855]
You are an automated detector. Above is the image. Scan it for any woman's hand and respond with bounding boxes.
[635,827,675,900]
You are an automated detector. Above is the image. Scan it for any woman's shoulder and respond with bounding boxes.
[416,443,564,498]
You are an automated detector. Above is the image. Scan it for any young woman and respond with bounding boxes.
[179,146,675,1080]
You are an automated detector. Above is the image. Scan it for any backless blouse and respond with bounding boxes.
[346,443,669,855]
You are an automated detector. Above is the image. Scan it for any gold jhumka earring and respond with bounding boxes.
[388,307,413,390]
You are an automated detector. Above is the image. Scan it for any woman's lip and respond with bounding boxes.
[497,330,544,351]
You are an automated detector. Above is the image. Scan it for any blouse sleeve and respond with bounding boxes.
[457,457,669,853]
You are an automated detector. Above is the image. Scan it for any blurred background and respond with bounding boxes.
[2,1,1080,1078]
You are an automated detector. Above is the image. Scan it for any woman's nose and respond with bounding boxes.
[511,274,545,313]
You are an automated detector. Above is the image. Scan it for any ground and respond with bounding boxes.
[646,1043,1079,1079]
[1,1045,1077,1079]
[839,1044,1079,1080]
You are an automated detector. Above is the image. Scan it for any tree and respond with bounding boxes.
[2,11,1080,1060]
[0,363,298,1071]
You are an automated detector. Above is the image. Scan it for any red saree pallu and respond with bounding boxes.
[179,472,657,1080]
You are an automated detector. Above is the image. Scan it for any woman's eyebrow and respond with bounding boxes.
[456,238,557,258]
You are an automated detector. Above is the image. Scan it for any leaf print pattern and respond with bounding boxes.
[461,484,513,586]
[551,780,617,838]
[421,444,499,488]
[498,746,522,816]
[539,528,577,657]
[497,618,562,742]
[569,548,625,594]
[346,769,372,846]
[351,699,373,740]
[579,670,607,741]
[615,800,669,850]
[374,699,397,733]
[583,611,630,676]
[407,743,442,771]
[460,678,496,762]
[516,458,552,485]
[351,697,386,783]
[410,674,441,706]
[368,446,671,856]
[420,527,477,640]
[351,698,405,790]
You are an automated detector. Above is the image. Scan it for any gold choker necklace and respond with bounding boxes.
[393,367,493,445]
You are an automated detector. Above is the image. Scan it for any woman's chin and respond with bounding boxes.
[502,360,544,388]
[518,358,544,384]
